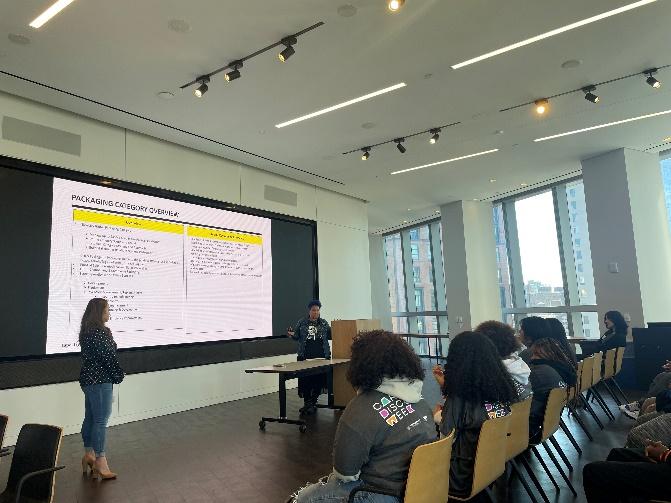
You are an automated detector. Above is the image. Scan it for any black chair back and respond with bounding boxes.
[5,424,62,502]
[0,415,7,448]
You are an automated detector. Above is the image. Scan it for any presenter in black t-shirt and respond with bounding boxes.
[287,300,331,415]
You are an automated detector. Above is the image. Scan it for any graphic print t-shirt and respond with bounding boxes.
[333,390,435,493]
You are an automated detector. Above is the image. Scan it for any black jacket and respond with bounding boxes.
[528,359,576,439]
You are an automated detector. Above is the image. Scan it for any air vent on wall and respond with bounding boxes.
[2,116,81,156]
[264,185,298,206]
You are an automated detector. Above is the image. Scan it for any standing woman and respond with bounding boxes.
[79,298,124,480]
[287,300,331,415]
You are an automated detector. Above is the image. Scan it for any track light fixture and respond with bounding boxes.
[361,148,371,160]
[194,76,210,98]
[179,22,324,96]
[279,36,297,62]
[582,85,600,103]
[644,68,661,88]
[225,61,243,82]
[395,138,406,153]
[388,0,405,12]
[534,98,549,115]
[429,128,441,144]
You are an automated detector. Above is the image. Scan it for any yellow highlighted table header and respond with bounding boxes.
[187,225,262,245]
[73,209,183,234]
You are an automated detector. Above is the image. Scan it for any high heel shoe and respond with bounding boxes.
[81,454,95,475]
[92,468,117,481]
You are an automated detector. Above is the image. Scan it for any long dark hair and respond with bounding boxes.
[605,310,628,333]
[442,331,519,404]
[79,298,110,343]
[347,330,424,391]
[545,318,577,366]
[531,338,574,366]
[520,316,550,346]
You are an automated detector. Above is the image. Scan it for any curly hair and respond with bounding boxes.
[475,320,520,358]
[605,310,628,333]
[347,330,424,391]
[442,331,519,404]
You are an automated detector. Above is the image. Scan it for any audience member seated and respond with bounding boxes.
[626,408,671,448]
[432,331,520,497]
[289,330,435,503]
[475,320,532,388]
[528,338,577,442]
[518,316,551,364]
[620,359,671,419]
[580,310,628,358]
[583,441,671,502]
[546,317,578,366]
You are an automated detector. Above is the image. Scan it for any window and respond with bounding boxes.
[515,191,565,307]
[383,221,448,344]
[414,289,424,311]
[494,180,598,338]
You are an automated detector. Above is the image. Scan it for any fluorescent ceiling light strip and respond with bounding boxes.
[275,83,406,128]
[534,109,671,142]
[451,0,657,69]
[391,149,499,175]
[30,0,77,28]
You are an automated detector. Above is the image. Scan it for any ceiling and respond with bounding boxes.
[1,0,671,233]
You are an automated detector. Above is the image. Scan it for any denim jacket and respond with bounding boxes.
[291,317,331,360]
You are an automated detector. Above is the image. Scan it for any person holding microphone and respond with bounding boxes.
[287,300,331,415]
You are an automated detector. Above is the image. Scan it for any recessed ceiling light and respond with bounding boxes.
[520,183,529,187]
[29,0,77,29]
[157,91,175,100]
[391,149,499,175]
[534,108,671,142]
[435,210,440,214]
[664,136,671,142]
[403,220,408,223]
[168,19,191,33]
[8,33,30,45]
[337,4,358,17]
[451,0,657,69]
[490,178,497,183]
[561,59,582,69]
[275,83,406,128]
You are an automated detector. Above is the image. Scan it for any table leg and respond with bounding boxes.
[279,372,287,419]
[259,372,306,432]
[327,366,334,407]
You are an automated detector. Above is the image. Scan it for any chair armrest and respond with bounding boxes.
[348,484,400,503]
[16,466,65,503]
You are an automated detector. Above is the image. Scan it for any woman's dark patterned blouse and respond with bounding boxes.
[79,327,125,386]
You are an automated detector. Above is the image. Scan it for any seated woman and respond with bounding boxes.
[580,310,628,357]
[528,338,577,442]
[621,359,671,419]
[291,331,435,503]
[475,320,531,387]
[518,316,551,364]
[433,331,520,497]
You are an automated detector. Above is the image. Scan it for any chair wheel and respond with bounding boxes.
[299,424,307,433]
[259,420,266,431]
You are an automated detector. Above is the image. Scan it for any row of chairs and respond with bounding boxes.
[349,387,575,503]
[0,414,65,503]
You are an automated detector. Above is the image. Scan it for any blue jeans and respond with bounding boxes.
[294,476,399,503]
[81,383,113,457]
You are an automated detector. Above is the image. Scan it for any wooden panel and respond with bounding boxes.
[331,319,381,406]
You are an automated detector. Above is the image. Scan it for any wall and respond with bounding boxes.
[368,235,392,331]
[0,91,372,444]
[582,149,642,330]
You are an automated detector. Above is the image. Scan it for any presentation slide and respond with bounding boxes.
[46,179,272,353]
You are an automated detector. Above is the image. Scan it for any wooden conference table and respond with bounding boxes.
[245,358,350,433]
